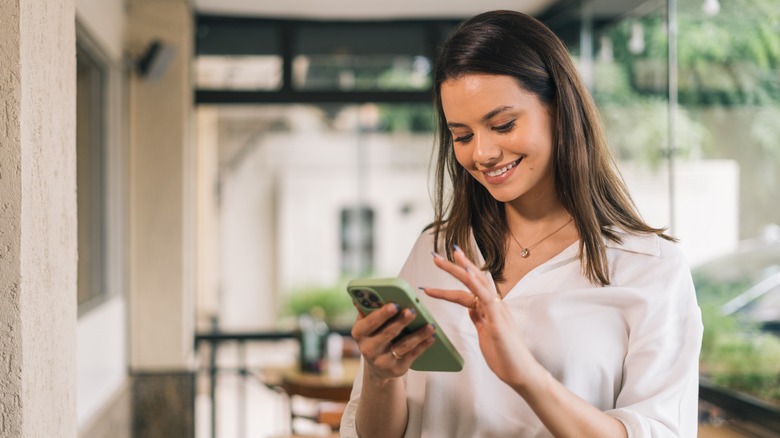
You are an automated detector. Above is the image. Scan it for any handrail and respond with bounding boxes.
[194,327,352,345]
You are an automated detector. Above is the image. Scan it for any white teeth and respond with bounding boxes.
[485,159,520,177]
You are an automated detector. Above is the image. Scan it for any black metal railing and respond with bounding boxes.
[194,326,352,438]
[195,330,291,438]
[195,328,780,438]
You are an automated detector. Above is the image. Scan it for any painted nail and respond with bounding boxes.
[393,303,401,312]
[408,308,416,315]
[417,286,427,291]
[431,251,442,258]
[453,244,461,252]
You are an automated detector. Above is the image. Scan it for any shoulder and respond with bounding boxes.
[604,228,696,315]
[603,227,685,265]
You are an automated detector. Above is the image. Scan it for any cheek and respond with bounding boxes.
[452,147,473,170]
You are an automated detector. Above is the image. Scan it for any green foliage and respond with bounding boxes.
[597,95,706,168]
[700,306,780,405]
[282,279,357,327]
[377,104,435,133]
[695,273,780,405]
[602,0,780,105]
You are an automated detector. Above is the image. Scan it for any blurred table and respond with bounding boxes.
[260,358,360,434]
[280,358,360,401]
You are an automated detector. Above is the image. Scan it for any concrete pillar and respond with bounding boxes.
[126,0,195,435]
[0,0,77,437]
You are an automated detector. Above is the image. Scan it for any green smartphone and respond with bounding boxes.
[347,277,464,372]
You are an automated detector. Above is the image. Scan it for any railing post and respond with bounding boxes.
[238,340,246,438]
[209,318,218,438]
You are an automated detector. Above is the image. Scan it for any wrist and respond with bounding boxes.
[364,367,402,387]
[509,360,552,399]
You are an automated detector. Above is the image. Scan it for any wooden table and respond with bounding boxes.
[279,358,360,402]
[260,358,361,434]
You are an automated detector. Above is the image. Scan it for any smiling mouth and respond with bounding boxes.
[484,158,522,177]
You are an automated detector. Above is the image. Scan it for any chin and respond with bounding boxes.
[483,187,523,204]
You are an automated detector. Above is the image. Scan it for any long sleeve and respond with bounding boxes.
[604,238,704,437]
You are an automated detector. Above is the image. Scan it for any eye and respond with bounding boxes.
[453,133,473,144]
[492,120,516,133]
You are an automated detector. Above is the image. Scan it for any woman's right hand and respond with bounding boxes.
[351,303,437,382]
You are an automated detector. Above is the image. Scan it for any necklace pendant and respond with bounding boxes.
[520,247,530,258]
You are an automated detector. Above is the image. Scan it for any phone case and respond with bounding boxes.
[347,277,464,372]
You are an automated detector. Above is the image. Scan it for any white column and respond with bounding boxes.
[127,0,195,371]
[0,0,78,436]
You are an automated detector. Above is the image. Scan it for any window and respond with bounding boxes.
[340,206,375,276]
[76,37,108,310]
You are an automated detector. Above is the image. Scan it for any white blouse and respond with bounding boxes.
[340,229,703,438]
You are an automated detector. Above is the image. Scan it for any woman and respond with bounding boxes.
[341,10,702,438]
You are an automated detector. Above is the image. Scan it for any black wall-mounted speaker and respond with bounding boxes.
[137,40,176,80]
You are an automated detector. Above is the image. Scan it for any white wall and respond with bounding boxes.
[216,109,434,329]
[77,297,128,428]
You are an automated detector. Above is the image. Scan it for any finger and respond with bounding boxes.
[432,249,493,303]
[451,246,491,290]
[356,308,418,360]
[374,308,418,344]
[422,287,475,309]
[351,303,400,339]
[431,251,473,290]
[397,335,436,368]
[390,323,436,356]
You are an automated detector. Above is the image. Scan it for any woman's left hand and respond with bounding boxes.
[424,246,540,389]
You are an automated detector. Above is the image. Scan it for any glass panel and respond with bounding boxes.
[591,4,676,236]
[76,42,107,307]
[196,55,282,90]
[293,23,432,91]
[293,54,432,91]
[676,0,780,407]
[593,0,780,409]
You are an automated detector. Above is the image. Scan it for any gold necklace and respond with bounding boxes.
[509,217,573,258]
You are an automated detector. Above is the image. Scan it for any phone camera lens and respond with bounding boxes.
[360,299,371,307]
[368,294,379,302]
[354,290,365,298]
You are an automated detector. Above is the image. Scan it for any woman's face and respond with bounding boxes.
[440,74,556,205]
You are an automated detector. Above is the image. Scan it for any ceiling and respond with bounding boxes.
[192,0,559,20]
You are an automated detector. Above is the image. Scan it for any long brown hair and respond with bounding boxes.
[431,10,672,285]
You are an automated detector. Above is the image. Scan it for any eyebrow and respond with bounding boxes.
[446,105,514,129]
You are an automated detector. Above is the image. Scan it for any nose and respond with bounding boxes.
[472,132,502,169]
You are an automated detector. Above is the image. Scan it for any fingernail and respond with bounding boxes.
[417,286,427,291]
[464,266,470,273]
[431,324,437,331]
[431,251,441,258]
[392,304,401,313]
[408,308,416,315]
[453,244,461,252]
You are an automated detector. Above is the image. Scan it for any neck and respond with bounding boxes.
[505,194,568,228]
